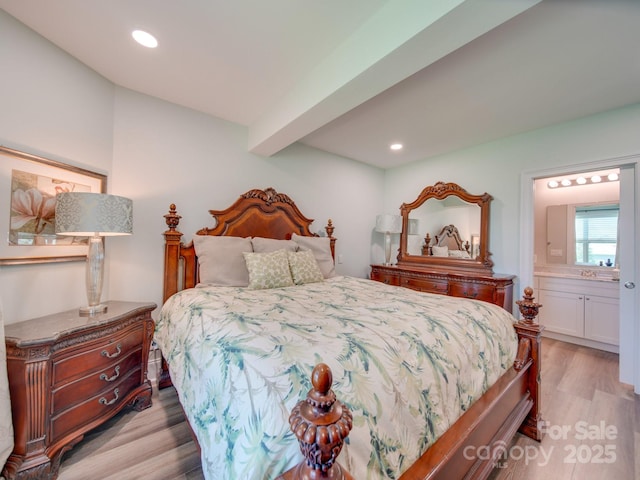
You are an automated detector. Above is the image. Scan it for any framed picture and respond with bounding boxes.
[470,233,480,259]
[0,146,106,265]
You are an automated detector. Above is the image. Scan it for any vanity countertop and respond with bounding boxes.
[534,270,619,282]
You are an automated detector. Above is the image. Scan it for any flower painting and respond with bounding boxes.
[1,146,106,264]
[9,170,91,246]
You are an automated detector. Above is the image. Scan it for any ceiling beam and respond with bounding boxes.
[248,0,542,158]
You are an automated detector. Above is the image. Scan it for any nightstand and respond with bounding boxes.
[2,301,156,480]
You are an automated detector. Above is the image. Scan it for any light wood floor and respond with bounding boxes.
[58,338,639,480]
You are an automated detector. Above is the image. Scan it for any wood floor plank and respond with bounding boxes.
[56,339,638,480]
[571,389,635,480]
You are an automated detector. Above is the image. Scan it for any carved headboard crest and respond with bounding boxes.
[419,181,465,199]
[242,187,295,207]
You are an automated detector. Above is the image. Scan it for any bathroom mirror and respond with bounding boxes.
[534,169,620,267]
[398,181,494,274]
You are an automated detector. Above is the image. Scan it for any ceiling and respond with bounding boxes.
[1,0,639,169]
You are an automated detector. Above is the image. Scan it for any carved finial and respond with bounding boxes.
[516,287,542,324]
[287,363,353,479]
[164,204,181,231]
[325,219,335,239]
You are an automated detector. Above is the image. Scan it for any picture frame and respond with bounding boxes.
[0,146,106,265]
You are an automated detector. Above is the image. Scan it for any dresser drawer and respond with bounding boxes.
[449,282,495,302]
[401,277,449,294]
[52,325,144,386]
[371,271,401,286]
[51,347,142,414]
[51,368,142,443]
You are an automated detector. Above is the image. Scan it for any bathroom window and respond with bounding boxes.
[575,204,618,265]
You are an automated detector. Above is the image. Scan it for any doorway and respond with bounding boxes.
[520,155,639,392]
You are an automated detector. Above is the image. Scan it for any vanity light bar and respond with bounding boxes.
[547,173,619,189]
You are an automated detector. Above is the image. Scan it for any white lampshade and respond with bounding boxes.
[55,192,133,236]
[375,214,402,234]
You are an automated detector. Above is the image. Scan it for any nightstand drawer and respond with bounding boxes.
[52,325,144,385]
[51,369,142,442]
[450,282,495,302]
[51,347,142,414]
[401,277,449,294]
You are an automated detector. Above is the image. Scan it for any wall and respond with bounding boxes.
[0,10,384,324]
[385,103,640,298]
[0,11,115,324]
[107,88,384,310]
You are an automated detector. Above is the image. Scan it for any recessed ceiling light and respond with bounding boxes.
[390,143,403,151]
[132,30,158,48]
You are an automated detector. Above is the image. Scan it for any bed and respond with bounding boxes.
[154,187,544,480]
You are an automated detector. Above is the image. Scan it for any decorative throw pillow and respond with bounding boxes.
[291,233,336,278]
[288,250,324,285]
[193,235,253,286]
[449,249,471,259]
[431,245,449,257]
[251,237,298,253]
[243,249,294,289]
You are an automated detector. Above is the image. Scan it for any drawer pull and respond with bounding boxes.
[99,388,120,406]
[101,343,122,359]
[463,292,478,299]
[100,365,121,382]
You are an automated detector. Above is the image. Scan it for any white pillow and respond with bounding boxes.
[449,249,471,259]
[243,249,294,289]
[251,237,298,253]
[291,233,336,278]
[431,245,449,257]
[193,235,253,286]
[288,250,324,285]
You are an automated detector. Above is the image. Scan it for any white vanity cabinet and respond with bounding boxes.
[535,275,619,352]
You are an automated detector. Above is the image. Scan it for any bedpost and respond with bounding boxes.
[514,287,544,441]
[163,204,183,303]
[325,219,336,260]
[278,363,353,480]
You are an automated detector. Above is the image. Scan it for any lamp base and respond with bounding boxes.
[79,303,108,316]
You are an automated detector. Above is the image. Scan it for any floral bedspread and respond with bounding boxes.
[154,276,518,480]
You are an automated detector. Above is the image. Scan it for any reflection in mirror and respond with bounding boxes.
[399,181,493,275]
[535,169,620,268]
[407,196,480,258]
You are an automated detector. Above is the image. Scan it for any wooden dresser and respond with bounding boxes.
[371,264,515,313]
[2,301,156,480]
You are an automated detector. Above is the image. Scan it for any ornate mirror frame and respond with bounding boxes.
[398,181,494,274]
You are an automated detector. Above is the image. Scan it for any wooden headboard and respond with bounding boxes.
[434,224,469,252]
[162,187,336,302]
[423,224,470,256]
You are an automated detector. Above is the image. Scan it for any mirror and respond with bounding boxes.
[398,181,493,274]
[534,169,620,268]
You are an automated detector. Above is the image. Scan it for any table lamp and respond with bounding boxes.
[375,214,402,266]
[55,192,133,315]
